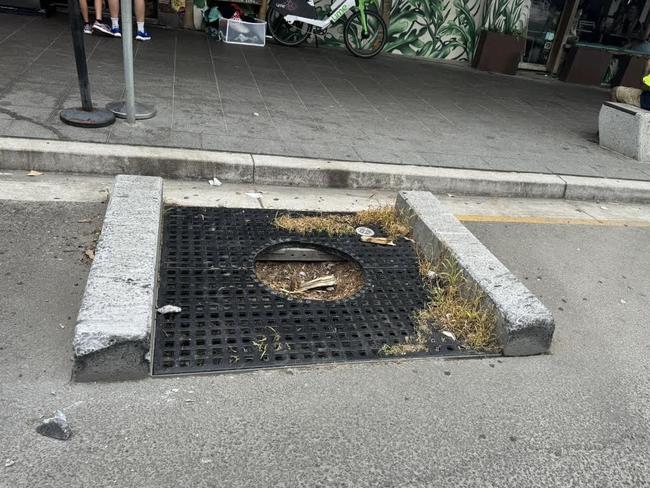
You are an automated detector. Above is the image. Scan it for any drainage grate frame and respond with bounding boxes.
[153,207,476,375]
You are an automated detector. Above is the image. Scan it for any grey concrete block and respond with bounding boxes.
[599,102,650,161]
[396,191,555,356]
[73,175,163,381]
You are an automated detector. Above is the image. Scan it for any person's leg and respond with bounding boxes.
[94,0,103,21]
[135,0,151,41]
[107,0,121,36]
[92,0,113,34]
[79,0,89,23]
[79,0,93,33]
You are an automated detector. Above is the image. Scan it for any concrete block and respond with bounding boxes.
[396,191,555,356]
[73,175,163,381]
[599,102,650,161]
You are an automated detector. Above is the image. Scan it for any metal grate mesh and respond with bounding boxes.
[153,208,471,375]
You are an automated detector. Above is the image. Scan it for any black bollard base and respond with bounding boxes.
[60,107,116,128]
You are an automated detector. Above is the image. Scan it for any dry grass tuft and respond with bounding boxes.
[381,255,501,356]
[356,207,412,239]
[273,206,412,239]
[273,214,357,237]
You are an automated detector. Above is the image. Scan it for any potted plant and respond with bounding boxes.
[472,0,526,75]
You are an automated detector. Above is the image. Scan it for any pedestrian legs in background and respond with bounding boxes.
[134,0,151,41]
[91,0,122,37]
[79,0,93,34]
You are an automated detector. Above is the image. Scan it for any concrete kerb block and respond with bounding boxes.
[0,137,254,182]
[598,102,650,161]
[396,191,555,356]
[73,175,163,381]
[562,175,650,204]
[252,154,566,199]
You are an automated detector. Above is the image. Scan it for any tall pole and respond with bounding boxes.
[121,0,136,124]
[60,0,115,127]
[106,1,156,122]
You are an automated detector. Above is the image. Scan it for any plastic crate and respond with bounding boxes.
[218,18,266,47]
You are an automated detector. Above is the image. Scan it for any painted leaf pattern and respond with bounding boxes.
[313,0,530,60]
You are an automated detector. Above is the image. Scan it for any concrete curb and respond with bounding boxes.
[73,175,163,381]
[396,191,555,356]
[2,136,650,203]
[0,137,253,182]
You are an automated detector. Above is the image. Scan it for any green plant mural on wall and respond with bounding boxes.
[384,0,482,60]
[437,0,481,59]
[483,0,526,36]
[313,0,529,61]
[385,0,446,56]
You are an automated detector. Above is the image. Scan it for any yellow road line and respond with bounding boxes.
[455,214,650,227]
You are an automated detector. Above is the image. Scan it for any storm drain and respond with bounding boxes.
[153,207,471,375]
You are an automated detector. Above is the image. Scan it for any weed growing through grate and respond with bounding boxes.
[274,206,413,239]
[252,326,291,361]
[380,254,501,356]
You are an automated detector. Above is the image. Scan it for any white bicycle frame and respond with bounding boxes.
[284,0,356,29]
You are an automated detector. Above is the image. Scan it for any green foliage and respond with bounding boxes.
[483,0,525,37]
[385,0,447,55]
[312,0,527,61]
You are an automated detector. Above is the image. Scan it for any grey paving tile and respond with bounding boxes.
[3,119,60,139]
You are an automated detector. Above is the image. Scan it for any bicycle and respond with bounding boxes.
[266,0,387,58]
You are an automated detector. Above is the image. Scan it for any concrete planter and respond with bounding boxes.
[472,30,525,76]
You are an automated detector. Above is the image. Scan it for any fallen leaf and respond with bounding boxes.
[27,170,43,177]
[360,236,396,246]
[84,249,95,261]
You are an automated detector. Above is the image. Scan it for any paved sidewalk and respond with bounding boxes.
[2,14,650,181]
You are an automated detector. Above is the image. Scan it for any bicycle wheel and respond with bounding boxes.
[343,9,387,58]
[267,6,312,47]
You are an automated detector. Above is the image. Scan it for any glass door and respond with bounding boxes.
[521,0,568,67]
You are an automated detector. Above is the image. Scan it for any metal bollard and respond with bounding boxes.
[59,0,115,127]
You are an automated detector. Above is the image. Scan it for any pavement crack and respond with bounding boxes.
[0,106,64,139]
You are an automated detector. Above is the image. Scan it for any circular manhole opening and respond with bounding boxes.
[255,243,365,301]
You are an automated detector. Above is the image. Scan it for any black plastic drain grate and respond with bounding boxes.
[153,207,472,375]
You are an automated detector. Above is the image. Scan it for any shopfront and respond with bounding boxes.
[153,0,650,85]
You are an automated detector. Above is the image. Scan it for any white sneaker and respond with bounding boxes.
[92,20,112,36]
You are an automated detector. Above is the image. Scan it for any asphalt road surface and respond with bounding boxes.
[1,176,648,487]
